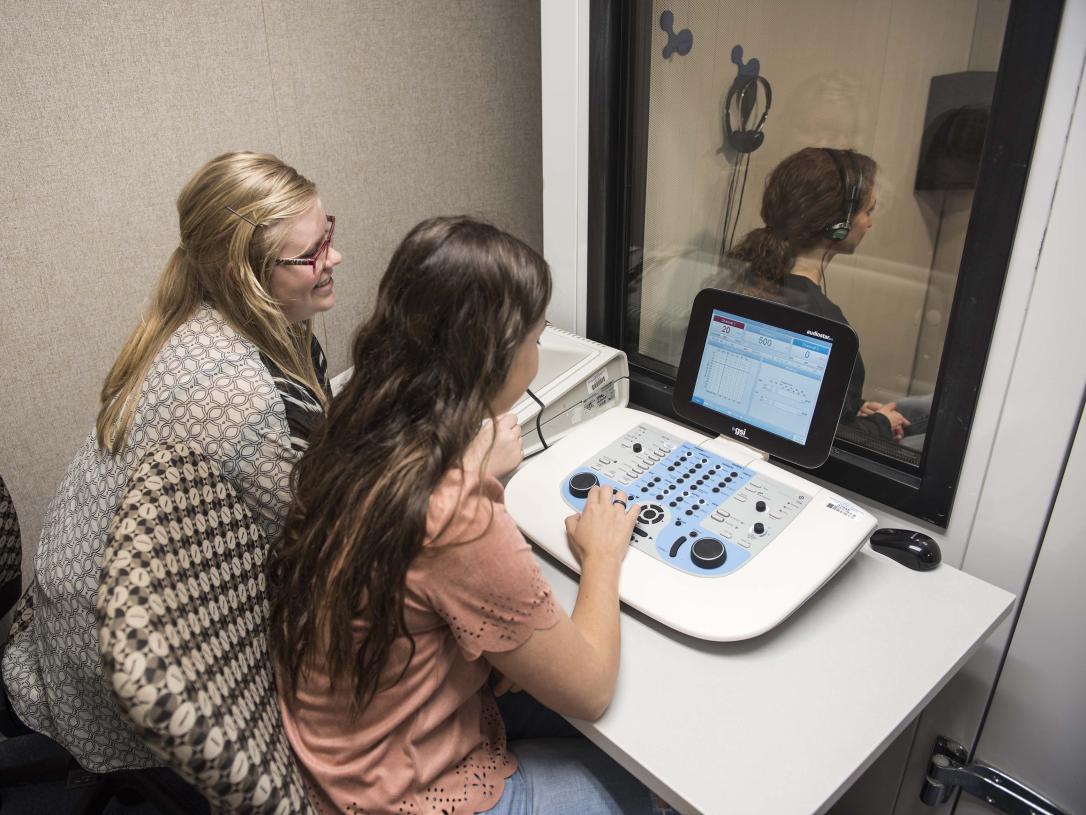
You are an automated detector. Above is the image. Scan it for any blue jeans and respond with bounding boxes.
[485,692,676,815]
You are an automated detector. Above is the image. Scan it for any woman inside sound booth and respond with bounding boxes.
[719,146,930,445]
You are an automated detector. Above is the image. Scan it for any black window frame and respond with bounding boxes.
[586,0,1064,527]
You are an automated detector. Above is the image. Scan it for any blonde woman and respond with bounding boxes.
[2,152,342,774]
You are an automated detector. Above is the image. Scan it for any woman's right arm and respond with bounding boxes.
[485,485,638,721]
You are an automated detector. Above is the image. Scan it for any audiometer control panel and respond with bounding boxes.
[506,292,874,641]
[562,423,813,577]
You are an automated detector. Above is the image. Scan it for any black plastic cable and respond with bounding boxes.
[820,247,832,296]
[525,388,548,450]
[519,376,632,461]
[720,156,741,256]
[727,152,753,251]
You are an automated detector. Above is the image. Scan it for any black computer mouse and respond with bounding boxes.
[869,528,941,571]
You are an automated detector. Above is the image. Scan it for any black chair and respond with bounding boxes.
[0,474,84,804]
[0,476,21,618]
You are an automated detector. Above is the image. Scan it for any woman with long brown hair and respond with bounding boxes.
[724,147,910,440]
[269,216,676,814]
[3,151,341,774]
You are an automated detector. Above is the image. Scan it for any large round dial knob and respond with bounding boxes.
[568,472,599,499]
[690,538,726,569]
[752,522,765,535]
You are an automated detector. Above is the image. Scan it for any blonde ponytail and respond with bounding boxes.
[96,152,326,452]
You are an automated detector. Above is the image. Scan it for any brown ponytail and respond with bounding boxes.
[723,147,877,296]
[726,226,795,296]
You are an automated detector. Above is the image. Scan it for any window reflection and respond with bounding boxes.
[629,0,1009,465]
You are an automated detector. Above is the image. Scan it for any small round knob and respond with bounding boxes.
[690,538,726,569]
[752,522,765,535]
[632,442,643,453]
[568,472,599,499]
[755,500,766,512]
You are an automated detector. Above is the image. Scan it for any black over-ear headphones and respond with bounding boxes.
[823,148,863,241]
[724,75,773,154]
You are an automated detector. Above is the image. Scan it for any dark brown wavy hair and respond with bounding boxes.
[267,216,551,716]
[725,147,876,295]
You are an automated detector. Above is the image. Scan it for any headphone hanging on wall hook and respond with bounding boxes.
[724,74,773,154]
[660,10,692,58]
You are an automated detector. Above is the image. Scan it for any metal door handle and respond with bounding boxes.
[920,736,1070,815]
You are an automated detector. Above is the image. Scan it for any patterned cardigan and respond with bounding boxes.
[2,305,328,772]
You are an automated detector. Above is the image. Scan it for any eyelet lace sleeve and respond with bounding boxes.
[420,475,559,661]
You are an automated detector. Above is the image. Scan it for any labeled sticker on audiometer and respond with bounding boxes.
[824,497,863,521]
[583,382,616,415]
[587,369,610,393]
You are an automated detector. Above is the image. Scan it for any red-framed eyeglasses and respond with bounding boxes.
[275,214,336,271]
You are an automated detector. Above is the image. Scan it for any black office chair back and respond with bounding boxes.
[0,475,22,615]
[0,471,27,737]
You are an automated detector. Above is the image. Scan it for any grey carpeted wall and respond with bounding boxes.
[0,1,543,575]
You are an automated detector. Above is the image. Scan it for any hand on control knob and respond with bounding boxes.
[465,413,523,478]
[565,485,640,570]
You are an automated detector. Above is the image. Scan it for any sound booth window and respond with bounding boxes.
[590,0,1060,525]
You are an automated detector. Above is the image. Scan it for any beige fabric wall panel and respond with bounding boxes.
[0,1,543,574]
[263,1,543,375]
[0,1,282,575]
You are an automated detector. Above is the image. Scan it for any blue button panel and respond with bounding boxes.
[561,424,813,578]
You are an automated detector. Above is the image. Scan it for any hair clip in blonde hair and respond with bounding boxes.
[225,205,265,228]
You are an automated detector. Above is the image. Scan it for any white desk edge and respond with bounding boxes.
[526,544,1013,815]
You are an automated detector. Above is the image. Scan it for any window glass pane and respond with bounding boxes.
[628,0,1009,466]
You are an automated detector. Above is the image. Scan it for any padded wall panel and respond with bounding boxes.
[263,0,543,372]
[0,1,543,573]
[0,1,281,576]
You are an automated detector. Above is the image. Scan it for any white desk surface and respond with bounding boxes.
[530,544,1013,815]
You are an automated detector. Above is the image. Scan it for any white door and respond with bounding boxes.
[953,399,1086,811]
[888,9,1086,813]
